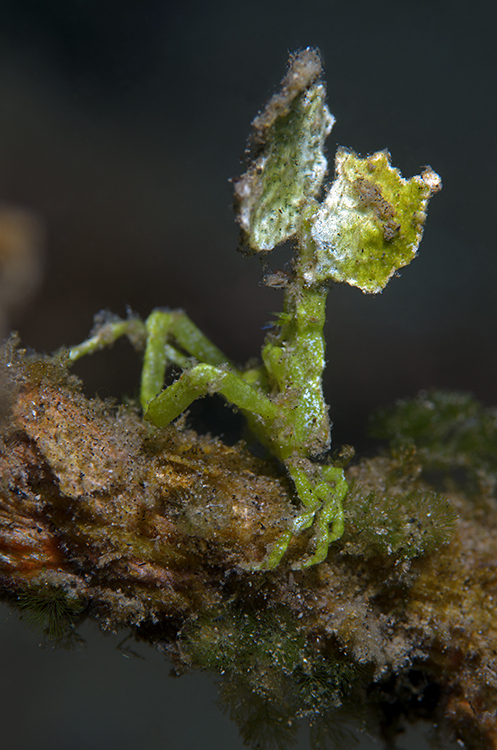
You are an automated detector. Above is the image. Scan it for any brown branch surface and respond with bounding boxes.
[1,345,497,749]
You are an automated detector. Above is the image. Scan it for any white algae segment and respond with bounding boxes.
[234,49,334,252]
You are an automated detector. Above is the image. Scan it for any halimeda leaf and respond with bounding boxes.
[309,149,442,293]
[233,48,334,253]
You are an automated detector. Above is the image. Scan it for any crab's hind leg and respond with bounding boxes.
[244,464,320,571]
[140,309,236,409]
[166,310,234,368]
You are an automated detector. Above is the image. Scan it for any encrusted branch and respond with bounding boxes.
[1,343,497,749]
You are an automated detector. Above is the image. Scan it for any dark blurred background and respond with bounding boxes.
[2,0,495,449]
[0,0,492,747]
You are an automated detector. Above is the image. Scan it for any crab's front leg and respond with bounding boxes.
[144,362,278,428]
[289,463,346,569]
[66,310,199,378]
[67,308,235,409]
[248,461,346,571]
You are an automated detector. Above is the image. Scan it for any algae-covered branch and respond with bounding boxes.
[2,342,497,749]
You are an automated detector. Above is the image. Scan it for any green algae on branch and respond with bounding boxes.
[370,389,497,499]
[66,47,441,571]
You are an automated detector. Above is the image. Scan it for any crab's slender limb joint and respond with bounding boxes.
[140,310,175,409]
[68,316,147,362]
[140,309,235,409]
[164,310,233,367]
[144,363,278,428]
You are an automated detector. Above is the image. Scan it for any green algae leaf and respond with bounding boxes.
[309,149,442,293]
[234,48,334,252]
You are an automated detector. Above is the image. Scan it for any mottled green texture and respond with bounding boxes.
[182,604,363,749]
[234,84,333,252]
[234,48,333,253]
[343,488,458,559]
[310,149,441,292]
[183,606,305,676]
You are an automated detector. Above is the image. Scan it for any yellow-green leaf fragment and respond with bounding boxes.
[233,48,334,253]
[309,149,442,293]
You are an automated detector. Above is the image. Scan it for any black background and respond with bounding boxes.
[0,0,492,747]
